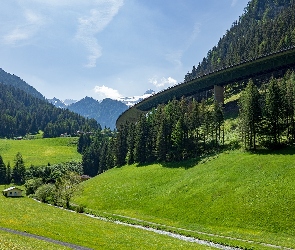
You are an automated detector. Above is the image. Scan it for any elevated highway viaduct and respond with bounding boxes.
[116,46,295,128]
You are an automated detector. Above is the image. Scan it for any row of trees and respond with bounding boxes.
[79,98,224,176]
[0,153,25,184]
[239,71,295,149]
[0,153,83,185]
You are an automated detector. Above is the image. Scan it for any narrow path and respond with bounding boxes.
[0,227,92,250]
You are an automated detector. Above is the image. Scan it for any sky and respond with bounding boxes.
[0,0,249,101]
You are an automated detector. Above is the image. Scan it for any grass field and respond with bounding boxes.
[0,230,71,250]
[0,186,215,250]
[73,147,295,249]
[0,137,81,166]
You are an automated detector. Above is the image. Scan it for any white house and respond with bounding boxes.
[2,187,23,197]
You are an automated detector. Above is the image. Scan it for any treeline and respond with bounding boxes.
[239,70,295,149]
[79,99,224,176]
[185,0,295,80]
[79,71,295,177]
[0,152,82,185]
[0,83,100,138]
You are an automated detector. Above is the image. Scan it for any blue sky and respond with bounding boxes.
[0,0,249,101]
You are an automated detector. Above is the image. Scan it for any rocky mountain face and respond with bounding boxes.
[49,90,155,130]
[66,97,128,130]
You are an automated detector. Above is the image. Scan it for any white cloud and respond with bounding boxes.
[149,76,177,89]
[93,85,123,100]
[3,9,45,45]
[75,1,124,67]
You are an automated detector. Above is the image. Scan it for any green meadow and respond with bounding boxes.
[0,186,213,250]
[0,230,71,250]
[0,137,81,166]
[74,147,295,249]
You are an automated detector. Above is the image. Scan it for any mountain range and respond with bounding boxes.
[0,67,153,130]
[48,90,155,130]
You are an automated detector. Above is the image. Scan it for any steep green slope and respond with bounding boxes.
[74,147,295,249]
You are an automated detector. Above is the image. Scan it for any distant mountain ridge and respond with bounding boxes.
[67,97,128,130]
[49,90,155,129]
[0,68,45,100]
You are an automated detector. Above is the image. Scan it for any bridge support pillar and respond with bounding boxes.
[214,85,224,104]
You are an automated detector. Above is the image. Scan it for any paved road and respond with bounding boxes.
[0,227,92,250]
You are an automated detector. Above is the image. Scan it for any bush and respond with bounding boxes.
[35,184,56,203]
[24,178,43,195]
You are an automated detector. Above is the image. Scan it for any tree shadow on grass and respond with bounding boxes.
[158,149,225,170]
[248,144,295,156]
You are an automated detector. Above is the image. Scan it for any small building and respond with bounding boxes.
[2,187,23,197]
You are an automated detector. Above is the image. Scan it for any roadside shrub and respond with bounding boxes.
[35,184,56,203]
[24,178,43,195]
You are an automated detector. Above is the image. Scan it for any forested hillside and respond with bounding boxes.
[0,83,100,138]
[185,0,295,81]
[0,68,44,100]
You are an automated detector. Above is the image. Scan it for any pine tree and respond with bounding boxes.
[134,115,148,164]
[156,115,168,162]
[115,124,128,167]
[238,79,261,149]
[263,78,283,146]
[0,155,6,184]
[6,162,11,184]
[126,123,135,165]
[171,117,185,161]
[12,152,26,184]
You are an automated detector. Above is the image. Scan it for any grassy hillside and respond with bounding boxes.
[74,147,295,249]
[0,231,71,250]
[0,137,81,166]
[0,186,212,250]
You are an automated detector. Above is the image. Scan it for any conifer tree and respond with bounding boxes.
[264,78,283,146]
[6,162,11,184]
[134,115,148,164]
[0,155,6,184]
[115,124,128,167]
[239,79,261,149]
[126,122,135,165]
[171,117,185,161]
[12,152,26,184]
